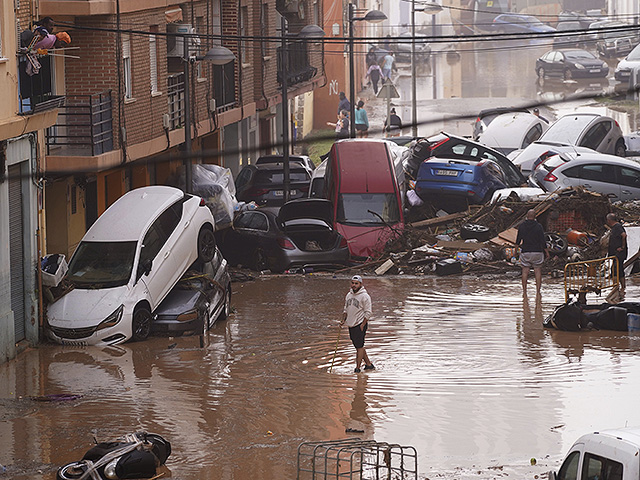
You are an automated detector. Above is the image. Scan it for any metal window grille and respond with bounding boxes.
[149,34,158,93]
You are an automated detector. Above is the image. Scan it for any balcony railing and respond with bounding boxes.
[276,41,317,86]
[167,73,186,130]
[18,56,65,115]
[46,91,114,156]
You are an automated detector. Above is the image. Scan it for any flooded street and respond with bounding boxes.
[3,275,640,479]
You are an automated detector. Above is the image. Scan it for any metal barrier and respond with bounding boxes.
[297,438,417,480]
[564,256,619,303]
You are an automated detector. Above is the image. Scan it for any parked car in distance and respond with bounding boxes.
[324,139,406,259]
[491,13,556,34]
[531,151,640,201]
[536,49,609,80]
[511,113,626,173]
[235,163,311,207]
[255,154,315,174]
[553,21,588,49]
[215,199,350,272]
[152,247,231,336]
[472,106,531,140]
[309,159,327,199]
[510,142,596,176]
[614,43,640,81]
[590,21,639,58]
[624,131,640,156]
[46,186,217,346]
[550,426,640,480]
[477,111,548,155]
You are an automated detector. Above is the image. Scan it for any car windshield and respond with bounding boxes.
[565,50,596,60]
[337,193,401,226]
[67,241,137,288]
[627,45,640,60]
[254,170,309,185]
[541,116,595,143]
[525,17,543,26]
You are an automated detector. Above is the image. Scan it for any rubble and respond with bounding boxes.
[346,187,640,277]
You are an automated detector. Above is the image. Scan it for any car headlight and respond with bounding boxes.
[97,305,124,331]
[176,309,199,322]
[574,63,585,69]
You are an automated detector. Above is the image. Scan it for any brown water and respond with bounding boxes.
[2,275,640,479]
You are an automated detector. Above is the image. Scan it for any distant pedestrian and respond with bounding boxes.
[327,110,350,139]
[366,46,378,68]
[337,92,351,115]
[341,275,374,373]
[382,52,394,81]
[516,209,548,297]
[533,108,549,123]
[354,101,369,138]
[606,213,628,291]
[384,108,402,137]
[366,63,383,94]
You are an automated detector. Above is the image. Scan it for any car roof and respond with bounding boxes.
[555,151,638,166]
[256,155,310,163]
[83,186,184,242]
[332,139,395,193]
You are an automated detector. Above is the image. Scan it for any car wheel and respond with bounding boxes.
[57,462,87,480]
[218,287,231,322]
[545,232,568,256]
[460,223,491,242]
[132,306,152,342]
[615,139,626,157]
[563,69,572,81]
[537,67,545,78]
[253,248,268,271]
[197,227,216,263]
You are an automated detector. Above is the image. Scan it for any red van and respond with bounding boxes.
[324,139,405,259]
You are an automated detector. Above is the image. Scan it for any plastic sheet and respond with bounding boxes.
[167,164,237,230]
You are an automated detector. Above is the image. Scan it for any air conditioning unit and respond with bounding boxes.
[166,23,192,57]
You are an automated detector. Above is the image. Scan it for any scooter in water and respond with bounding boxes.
[57,432,171,480]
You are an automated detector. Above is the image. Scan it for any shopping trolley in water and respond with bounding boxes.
[564,256,620,303]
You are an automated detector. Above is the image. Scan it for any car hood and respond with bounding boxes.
[277,199,333,224]
[47,286,128,328]
[337,223,403,258]
[572,57,606,68]
[617,58,640,71]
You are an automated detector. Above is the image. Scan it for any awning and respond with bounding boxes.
[165,7,183,23]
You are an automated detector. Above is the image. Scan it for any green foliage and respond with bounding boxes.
[303,129,335,166]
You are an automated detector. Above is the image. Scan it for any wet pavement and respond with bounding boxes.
[3,274,640,479]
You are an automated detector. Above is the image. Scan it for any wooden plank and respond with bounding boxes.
[498,227,519,244]
[375,259,396,275]
[409,212,467,228]
[435,240,486,251]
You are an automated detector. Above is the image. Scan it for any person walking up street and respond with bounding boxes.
[337,92,351,115]
[366,63,383,95]
[354,100,369,138]
[384,108,402,137]
[382,51,394,82]
[341,275,374,373]
[516,209,548,297]
[606,213,628,291]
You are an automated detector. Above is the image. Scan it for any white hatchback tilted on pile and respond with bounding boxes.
[47,186,216,346]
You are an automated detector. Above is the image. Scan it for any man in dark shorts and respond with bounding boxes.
[516,209,548,297]
[341,275,374,373]
[607,213,628,291]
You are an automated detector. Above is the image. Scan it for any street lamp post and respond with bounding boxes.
[348,4,386,138]
[183,38,236,193]
[279,20,325,203]
[411,1,442,138]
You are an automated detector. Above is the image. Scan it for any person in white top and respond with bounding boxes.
[341,275,374,373]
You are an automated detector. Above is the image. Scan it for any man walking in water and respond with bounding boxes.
[516,209,548,297]
[606,213,628,292]
[341,275,374,373]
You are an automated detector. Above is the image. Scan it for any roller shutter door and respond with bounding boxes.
[8,164,25,342]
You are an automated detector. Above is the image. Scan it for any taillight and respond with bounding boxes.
[278,237,296,250]
[199,197,206,206]
[249,188,270,196]
[339,236,348,249]
[543,172,558,182]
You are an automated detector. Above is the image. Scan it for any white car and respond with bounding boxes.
[46,186,216,346]
[477,111,548,156]
[511,113,627,174]
[614,42,640,81]
[531,151,640,201]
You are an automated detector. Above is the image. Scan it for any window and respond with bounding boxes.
[122,36,132,99]
[523,124,544,147]
[212,0,222,45]
[261,3,269,58]
[149,27,159,94]
[618,166,640,187]
[337,193,401,225]
[563,166,582,179]
[581,121,612,150]
[581,164,616,184]
[557,451,579,480]
[582,453,623,480]
[240,7,248,63]
[138,201,183,277]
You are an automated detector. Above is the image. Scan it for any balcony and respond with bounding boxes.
[276,42,317,86]
[46,91,114,156]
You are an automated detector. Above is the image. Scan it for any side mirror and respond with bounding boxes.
[141,259,153,276]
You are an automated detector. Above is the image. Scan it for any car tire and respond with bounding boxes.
[545,232,568,256]
[132,306,152,342]
[537,67,545,79]
[615,139,626,157]
[253,248,268,271]
[218,287,231,322]
[197,227,216,263]
[57,462,88,480]
[563,69,572,81]
[460,223,491,242]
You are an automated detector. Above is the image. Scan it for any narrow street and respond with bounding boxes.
[3,275,640,479]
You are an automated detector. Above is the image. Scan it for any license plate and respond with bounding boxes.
[589,69,600,73]
[274,189,297,196]
[435,169,458,176]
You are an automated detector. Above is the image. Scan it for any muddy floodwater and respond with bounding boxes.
[2,275,640,479]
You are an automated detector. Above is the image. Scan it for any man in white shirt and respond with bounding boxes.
[341,275,375,373]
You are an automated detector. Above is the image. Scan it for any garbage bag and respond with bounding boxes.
[41,253,68,287]
[167,164,237,230]
[543,303,586,331]
[586,306,628,331]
